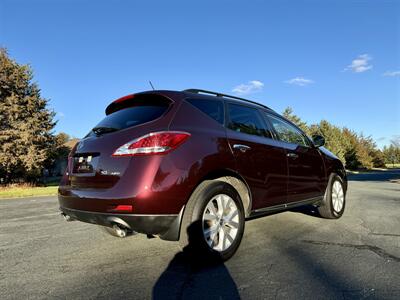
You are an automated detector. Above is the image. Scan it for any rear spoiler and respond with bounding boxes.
[105,92,172,115]
[105,94,135,115]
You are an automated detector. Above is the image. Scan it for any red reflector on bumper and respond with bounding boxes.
[109,205,133,212]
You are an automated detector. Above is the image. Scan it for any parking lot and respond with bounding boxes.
[1,170,399,299]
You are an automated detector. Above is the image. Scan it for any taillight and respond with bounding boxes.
[112,131,191,157]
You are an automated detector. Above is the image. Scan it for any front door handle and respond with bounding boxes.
[287,152,299,159]
[233,144,251,153]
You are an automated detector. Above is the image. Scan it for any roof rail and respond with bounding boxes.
[183,89,273,111]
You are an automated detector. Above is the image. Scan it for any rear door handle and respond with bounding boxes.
[233,144,251,153]
[287,152,299,159]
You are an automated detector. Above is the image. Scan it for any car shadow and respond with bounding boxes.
[246,205,323,221]
[290,204,322,218]
[152,221,240,299]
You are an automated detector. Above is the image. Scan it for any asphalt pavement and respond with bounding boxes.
[1,170,399,299]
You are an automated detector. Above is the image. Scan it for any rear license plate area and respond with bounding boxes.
[72,153,100,175]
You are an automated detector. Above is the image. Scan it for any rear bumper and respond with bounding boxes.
[60,206,183,241]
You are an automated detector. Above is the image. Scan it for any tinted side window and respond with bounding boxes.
[227,104,272,138]
[186,98,224,124]
[266,114,309,146]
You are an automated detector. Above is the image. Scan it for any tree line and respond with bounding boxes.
[0,49,399,184]
[282,107,400,169]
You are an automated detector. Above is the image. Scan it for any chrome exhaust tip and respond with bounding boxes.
[61,213,74,222]
[112,224,128,238]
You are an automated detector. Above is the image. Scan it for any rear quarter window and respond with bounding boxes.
[186,98,224,124]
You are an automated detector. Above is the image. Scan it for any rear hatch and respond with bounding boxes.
[66,93,174,189]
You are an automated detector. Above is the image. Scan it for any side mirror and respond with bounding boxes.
[312,135,325,147]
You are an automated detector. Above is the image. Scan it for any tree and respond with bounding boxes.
[309,120,347,164]
[280,107,390,170]
[358,134,386,168]
[45,132,71,167]
[282,107,310,135]
[390,135,400,149]
[371,149,386,168]
[341,128,361,169]
[0,48,56,183]
[383,143,400,167]
[354,134,374,169]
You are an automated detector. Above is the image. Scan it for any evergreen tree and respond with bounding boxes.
[281,107,388,170]
[383,143,400,167]
[309,120,346,164]
[48,132,73,174]
[371,149,386,168]
[282,107,310,134]
[342,128,361,169]
[0,48,56,183]
[354,134,374,169]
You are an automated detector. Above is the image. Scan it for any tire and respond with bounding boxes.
[179,180,245,261]
[318,174,346,219]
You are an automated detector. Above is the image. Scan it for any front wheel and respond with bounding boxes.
[179,180,245,261]
[318,174,346,219]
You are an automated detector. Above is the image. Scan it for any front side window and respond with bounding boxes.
[227,104,271,138]
[266,114,309,146]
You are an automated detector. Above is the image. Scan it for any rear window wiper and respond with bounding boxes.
[92,126,119,136]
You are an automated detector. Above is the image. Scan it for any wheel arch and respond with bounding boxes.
[196,168,252,218]
[329,161,348,192]
[164,168,252,242]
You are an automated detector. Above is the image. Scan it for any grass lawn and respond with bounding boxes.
[386,163,400,169]
[0,186,58,199]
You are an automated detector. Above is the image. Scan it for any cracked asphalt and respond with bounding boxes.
[1,170,399,299]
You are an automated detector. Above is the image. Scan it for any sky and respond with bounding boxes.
[1,0,399,148]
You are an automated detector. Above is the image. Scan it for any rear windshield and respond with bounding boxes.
[88,95,170,136]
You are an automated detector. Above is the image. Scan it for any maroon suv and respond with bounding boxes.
[59,89,347,260]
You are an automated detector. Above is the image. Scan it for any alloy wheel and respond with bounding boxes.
[332,181,344,213]
[202,194,240,252]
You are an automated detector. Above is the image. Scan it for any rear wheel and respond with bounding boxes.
[202,193,240,252]
[318,174,346,219]
[179,180,245,261]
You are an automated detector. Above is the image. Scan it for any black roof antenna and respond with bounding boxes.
[149,81,155,90]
